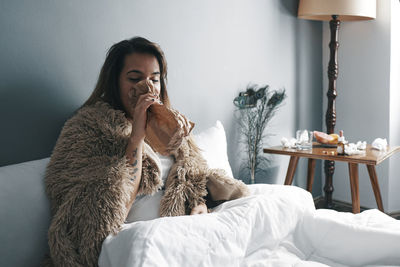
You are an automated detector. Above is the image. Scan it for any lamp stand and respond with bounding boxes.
[324,15,340,208]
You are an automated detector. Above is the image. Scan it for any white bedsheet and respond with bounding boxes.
[99,184,400,267]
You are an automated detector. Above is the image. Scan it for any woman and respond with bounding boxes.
[44,37,248,267]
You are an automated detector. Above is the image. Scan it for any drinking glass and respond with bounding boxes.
[296,130,313,150]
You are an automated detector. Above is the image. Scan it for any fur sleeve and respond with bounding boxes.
[159,136,208,216]
[159,135,249,217]
[44,102,161,267]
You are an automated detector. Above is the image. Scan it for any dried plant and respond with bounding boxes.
[234,84,286,184]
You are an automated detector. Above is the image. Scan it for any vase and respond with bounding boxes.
[250,168,256,184]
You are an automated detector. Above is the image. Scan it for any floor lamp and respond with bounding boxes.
[298,0,376,208]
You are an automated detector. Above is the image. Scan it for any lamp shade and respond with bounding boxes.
[298,0,376,21]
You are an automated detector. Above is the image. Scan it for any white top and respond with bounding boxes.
[125,153,174,223]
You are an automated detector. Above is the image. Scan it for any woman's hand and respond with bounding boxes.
[190,203,208,215]
[127,80,159,140]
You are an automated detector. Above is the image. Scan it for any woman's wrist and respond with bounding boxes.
[129,132,145,143]
[129,119,147,142]
[127,135,144,155]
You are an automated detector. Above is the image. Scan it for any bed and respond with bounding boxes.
[0,121,399,267]
[99,183,400,266]
[99,121,400,267]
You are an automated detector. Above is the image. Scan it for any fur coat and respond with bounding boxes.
[44,101,249,267]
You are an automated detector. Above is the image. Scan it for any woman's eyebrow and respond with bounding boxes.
[127,70,142,75]
[126,70,160,75]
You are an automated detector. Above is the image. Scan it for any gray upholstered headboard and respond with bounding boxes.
[0,158,50,267]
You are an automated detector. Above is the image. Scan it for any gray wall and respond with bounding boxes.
[389,0,400,212]
[0,0,322,194]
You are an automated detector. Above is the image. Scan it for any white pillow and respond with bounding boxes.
[193,121,234,178]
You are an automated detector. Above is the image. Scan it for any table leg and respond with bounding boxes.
[348,163,360,213]
[366,165,384,212]
[307,158,316,192]
[284,156,299,185]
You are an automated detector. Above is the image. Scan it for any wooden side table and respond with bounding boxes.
[263,144,400,213]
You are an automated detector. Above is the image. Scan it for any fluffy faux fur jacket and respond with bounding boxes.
[44,100,249,267]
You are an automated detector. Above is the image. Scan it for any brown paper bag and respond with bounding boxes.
[145,103,195,155]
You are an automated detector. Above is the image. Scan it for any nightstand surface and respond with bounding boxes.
[263,143,400,165]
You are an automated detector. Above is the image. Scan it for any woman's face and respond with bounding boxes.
[119,52,161,113]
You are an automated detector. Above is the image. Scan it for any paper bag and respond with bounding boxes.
[145,103,194,155]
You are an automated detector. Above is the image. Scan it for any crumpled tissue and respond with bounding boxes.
[337,141,366,155]
[372,138,388,151]
[344,143,366,155]
[356,141,367,150]
[281,137,297,148]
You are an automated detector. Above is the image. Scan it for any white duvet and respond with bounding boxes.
[99,184,400,267]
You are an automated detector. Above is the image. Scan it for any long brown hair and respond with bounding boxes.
[83,37,170,110]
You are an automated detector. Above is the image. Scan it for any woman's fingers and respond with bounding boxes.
[190,209,198,215]
[130,93,157,121]
[190,203,208,215]
[137,93,157,108]
[130,79,159,108]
